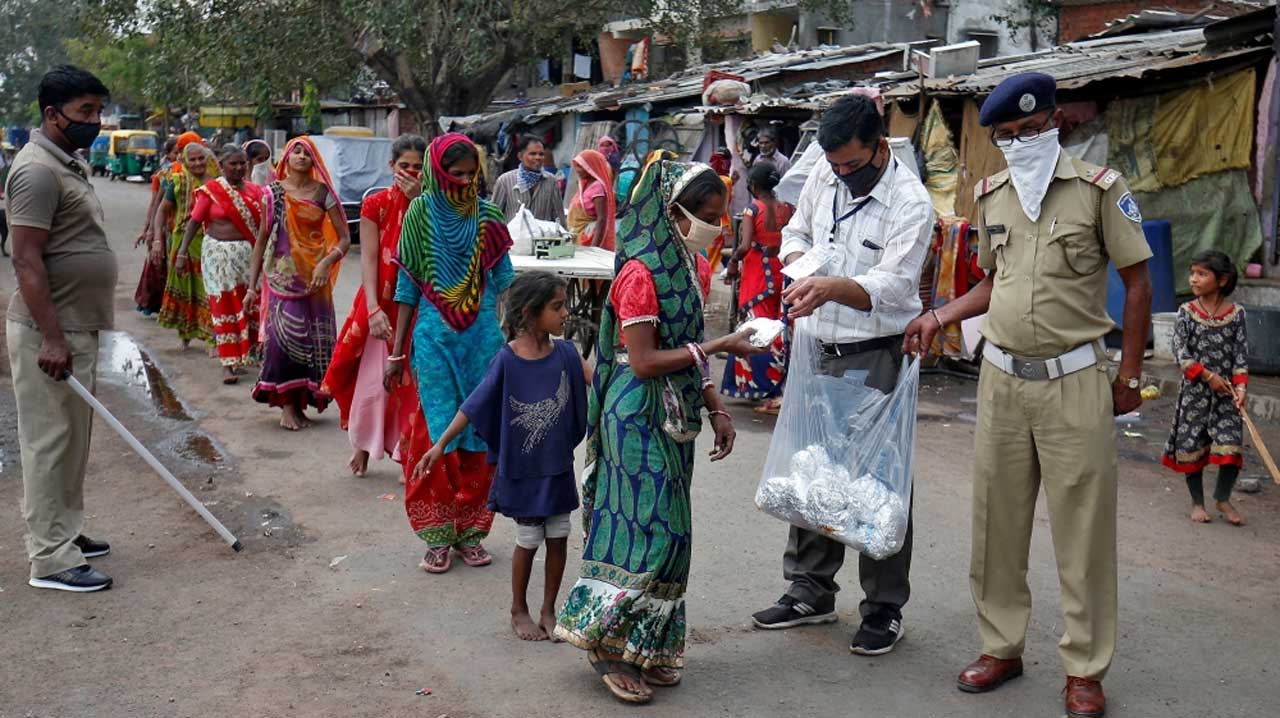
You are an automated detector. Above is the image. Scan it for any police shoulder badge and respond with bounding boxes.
[1117,192,1142,223]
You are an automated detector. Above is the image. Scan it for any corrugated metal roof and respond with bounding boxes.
[446,43,905,130]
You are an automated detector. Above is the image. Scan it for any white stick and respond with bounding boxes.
[66,375,242,552]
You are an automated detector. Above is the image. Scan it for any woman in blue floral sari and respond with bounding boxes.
[555,158,763,704]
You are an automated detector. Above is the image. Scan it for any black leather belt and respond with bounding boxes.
[820,334,904,358]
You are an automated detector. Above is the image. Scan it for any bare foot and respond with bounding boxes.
[512,610,547,641]
[540,612,562,642]
[349,450,370,477]
[1216,500,1247,526]
[1190,505,1212,523]
[222,367,239,385]
[280,405,305,431]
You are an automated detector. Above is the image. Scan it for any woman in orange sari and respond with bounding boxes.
[321,134,426,477]
[566,149,616,250]
[246,136,351,431]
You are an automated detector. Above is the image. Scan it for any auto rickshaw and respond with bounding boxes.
[89,134,110,176]
[106,130,159,182]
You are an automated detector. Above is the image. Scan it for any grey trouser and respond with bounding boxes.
[782,344,914,618]
[7,320,100,578]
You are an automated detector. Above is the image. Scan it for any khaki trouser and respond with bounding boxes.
[970,359,1117,680]
[7,320,100,578]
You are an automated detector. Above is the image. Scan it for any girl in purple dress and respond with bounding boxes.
[420,271,591,641]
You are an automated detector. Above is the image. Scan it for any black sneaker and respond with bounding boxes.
[74,535,111,559]
[850,611,905,656]
[751,595,837,629]
[28,565,113,593]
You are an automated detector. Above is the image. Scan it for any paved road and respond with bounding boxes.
[1,176,1278,717]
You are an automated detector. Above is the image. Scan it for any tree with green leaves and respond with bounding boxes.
[134,0,849,136]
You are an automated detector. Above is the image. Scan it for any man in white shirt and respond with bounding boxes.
[751,96,934,656]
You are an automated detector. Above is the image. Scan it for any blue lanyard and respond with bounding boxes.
[830,192,872,243]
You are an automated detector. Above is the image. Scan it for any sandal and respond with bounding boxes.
[588,649,652,704]
[642,666,682,687]
[753,398,782,416]
[419,547,451,574]
[455,543,492,567]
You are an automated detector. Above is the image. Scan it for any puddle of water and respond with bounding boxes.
[98,332,192,420]
[178,433,223,464]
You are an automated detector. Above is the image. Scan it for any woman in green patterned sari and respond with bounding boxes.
[555,158,764,704]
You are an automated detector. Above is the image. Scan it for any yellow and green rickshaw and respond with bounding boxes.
[107,130,159,182]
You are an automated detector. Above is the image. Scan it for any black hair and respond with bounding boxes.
[502,271,567,341]
[818,95,884,152]
[1190,249,1238,297]
[758,127,781,143]
[163,137,178,153]
[38,65,110,112]
[748,161,783,231]
[218,143,246,163]
[391,134,427,161]
[246,142,270,162]
[441,140,479,169]
[673,169,727,215]
[516,136,545,154]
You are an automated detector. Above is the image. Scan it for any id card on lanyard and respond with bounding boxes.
[783,190,872,280]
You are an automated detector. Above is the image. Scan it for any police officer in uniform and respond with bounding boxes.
[904,73,1152,717]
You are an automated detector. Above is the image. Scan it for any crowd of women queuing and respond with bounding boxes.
[126,125,797,705]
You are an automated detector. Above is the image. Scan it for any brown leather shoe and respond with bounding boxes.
[1064,676,1106,717]
[957,654,1024,693]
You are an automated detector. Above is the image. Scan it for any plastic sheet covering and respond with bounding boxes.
[756,324,919,559]
[1134,169,1263,294]
[955,99,1006,222]
[921,100,958,217]
[1062,115,1109,168]
[307,135,394,205]
[1152,69,1255,189]
[1106,95,1162,193]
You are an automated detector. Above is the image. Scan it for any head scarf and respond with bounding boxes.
[396,133,512,332]
[175,131,203,153]
[569,149,617,249]
[275,136,339,202]
[243,139,275,186]
[173,143,219,221]
[709,150,732,177]
[597,136,621,171]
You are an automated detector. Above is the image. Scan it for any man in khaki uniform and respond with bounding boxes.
[905,73,1152,718]
[7,66,116,592]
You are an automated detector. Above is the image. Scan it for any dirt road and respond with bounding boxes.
[1,176,1277,717]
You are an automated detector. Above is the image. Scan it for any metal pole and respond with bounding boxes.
[65,376,242,552]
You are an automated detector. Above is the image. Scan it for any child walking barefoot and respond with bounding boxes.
[419,271,590,640]
[1161,250,1250,526]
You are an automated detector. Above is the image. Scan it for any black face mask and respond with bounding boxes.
[838,152,883,197]
[55,108,101,149]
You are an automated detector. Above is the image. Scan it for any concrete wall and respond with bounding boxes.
[947,0,1056,55]
[752,12,798,52]
[798,0,950,48]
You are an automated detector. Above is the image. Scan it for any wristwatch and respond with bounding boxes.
[1116,374,1140,389]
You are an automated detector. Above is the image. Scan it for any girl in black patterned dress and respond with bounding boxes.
[1161,250,1249,525]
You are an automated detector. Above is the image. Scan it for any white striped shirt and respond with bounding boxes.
[779,156,935,344]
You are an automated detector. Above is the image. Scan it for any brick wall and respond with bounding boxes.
[1056,0,1249,43]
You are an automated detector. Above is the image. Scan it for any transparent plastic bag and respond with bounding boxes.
[507,203,569,256]
[756,322,919,560]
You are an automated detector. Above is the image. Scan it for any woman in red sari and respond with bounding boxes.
[321,135,426,478]
[722,161,792,413]
[177,144,266,383]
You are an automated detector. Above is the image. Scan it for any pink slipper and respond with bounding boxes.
[456,543,492,567]
[419,547,451,573]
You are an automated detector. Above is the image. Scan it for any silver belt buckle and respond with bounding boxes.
[1010,356,1049,380]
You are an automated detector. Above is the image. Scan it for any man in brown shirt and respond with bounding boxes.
[5,65,117,592]
[905,73,1152,717]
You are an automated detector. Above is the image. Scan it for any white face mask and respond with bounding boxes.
[999,128,1061,222]
[674,204,721,253]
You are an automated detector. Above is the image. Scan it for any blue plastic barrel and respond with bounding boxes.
[1106,219,1176,335]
